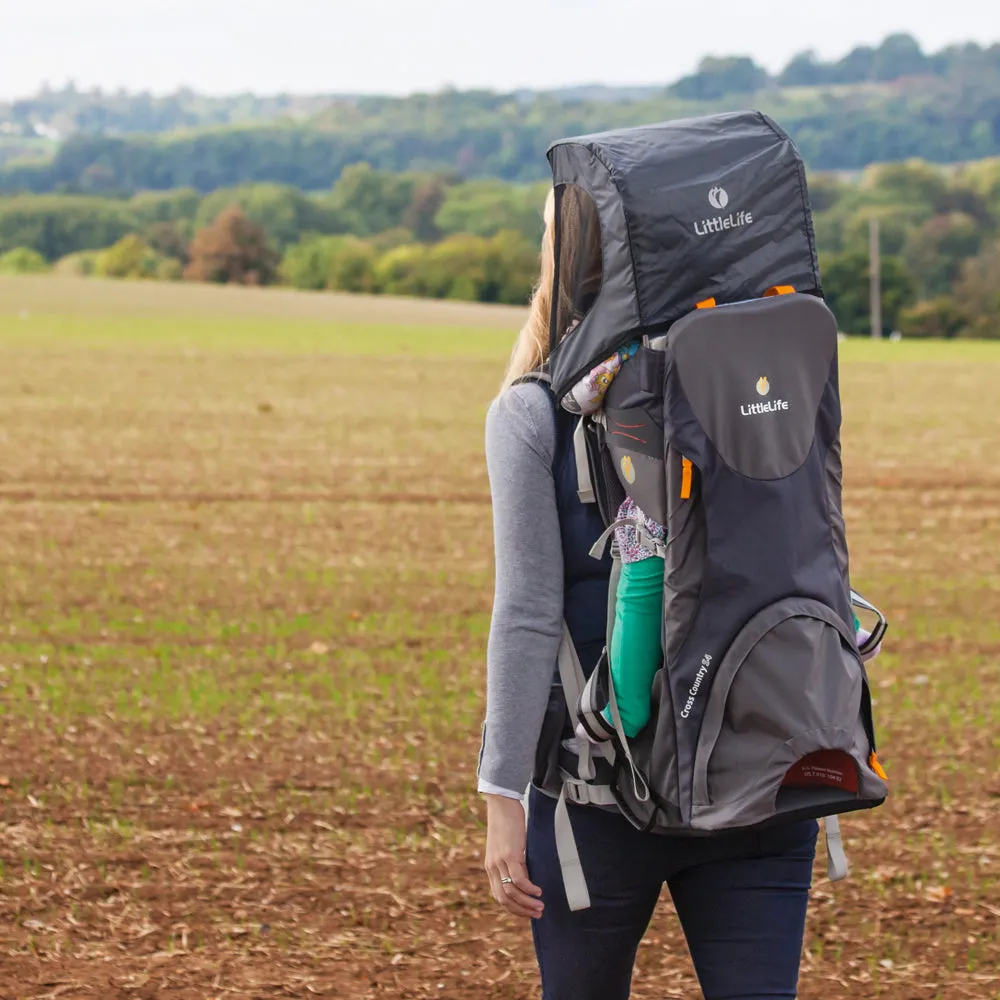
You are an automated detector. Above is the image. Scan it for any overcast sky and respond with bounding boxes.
[2,0,1000,99]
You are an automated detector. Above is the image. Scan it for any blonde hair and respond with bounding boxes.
[501,187,601,391]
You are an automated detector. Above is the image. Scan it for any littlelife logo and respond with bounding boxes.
[694,184,754,237]
[708,185,729,210]
[742,376,789,416]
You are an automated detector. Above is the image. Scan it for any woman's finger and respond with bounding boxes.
[498,883,542,919]
[496,864,543,918]
[487,863,540,919]
[505,859,542,899]
[500,863,543,917]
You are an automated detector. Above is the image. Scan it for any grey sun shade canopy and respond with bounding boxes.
[545,110,822,399]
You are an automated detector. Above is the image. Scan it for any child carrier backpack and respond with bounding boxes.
[533,111,890,911]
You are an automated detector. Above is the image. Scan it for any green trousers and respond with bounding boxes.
[605,557,665,738]
[604,558,862,739]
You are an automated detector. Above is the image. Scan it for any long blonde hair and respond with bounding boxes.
[502,186,601,391]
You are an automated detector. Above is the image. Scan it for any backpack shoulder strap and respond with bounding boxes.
[513,369,596,507]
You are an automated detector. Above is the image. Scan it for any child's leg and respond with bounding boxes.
[604,556,664,738]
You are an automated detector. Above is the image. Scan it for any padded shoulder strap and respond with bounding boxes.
[514,369,596,507]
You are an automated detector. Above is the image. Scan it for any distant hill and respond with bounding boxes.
[2,33,1000,194]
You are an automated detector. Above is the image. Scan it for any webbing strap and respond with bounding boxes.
[824,815,849,881]
[577,656,616,744]
[554,778,617,913]
[554,783,591,911]
[556,626,595,779]
[553,625,622,912]
[573,417,596,505]
[556,624,586,720]
[560,772,618,808]
[588,517,667,562]
[605,660,650,804]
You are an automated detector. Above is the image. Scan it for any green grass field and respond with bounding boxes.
[0,275,998,999]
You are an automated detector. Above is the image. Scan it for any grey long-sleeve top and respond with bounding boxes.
[477,382,565,799]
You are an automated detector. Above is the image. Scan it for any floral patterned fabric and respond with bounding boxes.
[614,497,666,564]
[560,342,640,415]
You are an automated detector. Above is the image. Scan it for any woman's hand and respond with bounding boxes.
[483,794,544,919]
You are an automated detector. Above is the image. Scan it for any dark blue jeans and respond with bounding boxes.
[526,787,818,1000]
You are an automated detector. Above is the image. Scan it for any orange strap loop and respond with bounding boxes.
[764,285,795,297]
[680,458,694,499]
[695,297,716,309]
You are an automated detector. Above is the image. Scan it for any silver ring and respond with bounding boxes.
[500,876,514,885]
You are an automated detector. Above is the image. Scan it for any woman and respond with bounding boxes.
[478,187,819,999]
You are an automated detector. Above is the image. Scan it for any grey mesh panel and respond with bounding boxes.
[670,295,838,481]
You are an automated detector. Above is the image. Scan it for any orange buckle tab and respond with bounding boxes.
[695,297,716,309]
[869,752,888,781]
[764,285,795,297]
[680,457,693,499]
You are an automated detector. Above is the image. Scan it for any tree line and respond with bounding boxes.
[3,158,1000,337]
[3,35,1000,192]
[0,166,548,306]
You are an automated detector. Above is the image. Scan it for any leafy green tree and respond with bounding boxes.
[403,178,448,243]
[672,56,771,99]
[952,241,1000,338]
[903,212,983,298]
[779,51,829,87]
[373,243,431,297]
[871,34,928,82]
[129,188,201,229]
[369,227,417,252]
[94,234,162,279]
[280,235,344,290]
[831,45,877,83]
[0,195,137,259]
[864,160,951,215]
[195,184,343,250]
[436,180,548,241]
[327,164,420,236]
[481,230,538,304]
[328,239,378,293]
[898,297,966,338]
[156,257,184,281]
[822,249,916,334]
[146,221,190,263]
[0,246,48,274]
[52,249,103,276]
